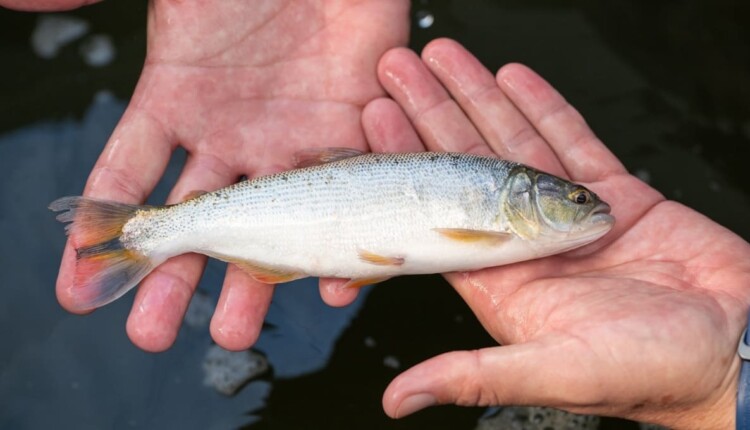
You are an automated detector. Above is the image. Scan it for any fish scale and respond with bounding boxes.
[50,150,614,310]
[140,153,514,274]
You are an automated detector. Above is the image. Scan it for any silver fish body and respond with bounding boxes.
[51,151,614,310]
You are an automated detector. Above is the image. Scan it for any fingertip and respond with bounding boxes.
[1,0,103,12]
[384,348,521,416]
[377,47,426,100]
[84,112,174,203]
[496,62,536,84]
[420,37,463,59]
[420,38,472,85]
[383,360,441,418]
[496,63,548,103]
[496,62,535,80]
[362,98,424,153]
[318,278,360,307]
[126,314,177,353]
[210,266,272,351]
[125,283,190,352]
[55,242,93,314]
[496,63,626,181]
[126,258,201,352]
[378,47,417,75]
[209,309,261,351]
[209,320,259,351]
[392,394,438,419]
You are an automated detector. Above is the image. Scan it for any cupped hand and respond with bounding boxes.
[0,0,99,11]
[53,0,409,352]
[364,39,750,429]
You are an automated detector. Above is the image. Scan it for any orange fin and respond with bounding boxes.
[433,228,512,244]
[183,190,209,201]
[294,147,365,168]
[50,196,149,247]
[49,196,155,311]
[343,277,391,289]
[231,260,304,284]
[358,249,405,266]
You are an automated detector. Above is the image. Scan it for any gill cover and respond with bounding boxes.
[504,168,540,240]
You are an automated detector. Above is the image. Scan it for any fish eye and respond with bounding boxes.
[570,189,591,205]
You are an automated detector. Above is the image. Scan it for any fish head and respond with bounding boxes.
[503,166,614,250]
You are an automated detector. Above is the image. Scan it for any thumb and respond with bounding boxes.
[382,341,596,418]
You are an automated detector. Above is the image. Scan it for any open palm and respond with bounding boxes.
[366,39,750,428]
[53,0,409,351]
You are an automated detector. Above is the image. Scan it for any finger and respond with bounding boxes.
[210,264,275,350]
[383,342,601,418]
[56,112,173,313]
[85,113,175,201]
[362,97,425,153]
[377,48,493,156]
[126,152,238,352]
[318,95,410,304]
[442,259,564,344]
[208,164,283,350]
[318,278,360,307]
[1,0,102,12]
[497,63,627,182]
[420,39,566,176]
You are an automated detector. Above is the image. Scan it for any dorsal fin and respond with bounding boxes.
[182,190,209,201]
[293,147,365,168]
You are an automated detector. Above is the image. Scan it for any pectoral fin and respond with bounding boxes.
[433,228,512,244]
[294,147,365,168]
[357,249,405,266]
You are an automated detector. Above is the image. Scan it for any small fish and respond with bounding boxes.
[50,149,614,311]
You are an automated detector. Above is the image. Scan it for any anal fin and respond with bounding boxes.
[343,277,391,289]
[219,256,303,284]
[234,261,303,284]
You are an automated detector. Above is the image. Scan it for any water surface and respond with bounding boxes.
[1,1,748,429]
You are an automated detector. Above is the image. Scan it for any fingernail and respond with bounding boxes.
[396,394,436,418]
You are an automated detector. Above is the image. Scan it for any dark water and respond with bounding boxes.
[1,1,748,429]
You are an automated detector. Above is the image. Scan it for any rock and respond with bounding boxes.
[184,291,215,329]
[30,14,89,59]
[79,34,115,67]
[475,406,599,430]
[202,345,269,396]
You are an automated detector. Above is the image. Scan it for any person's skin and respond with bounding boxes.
[0,0,96,11]
[359,38,750,429]
[8,0,749,424]
[1,0,409,351]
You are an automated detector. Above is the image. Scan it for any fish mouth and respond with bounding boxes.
[587,202,615,226]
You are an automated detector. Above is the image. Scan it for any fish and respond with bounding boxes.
[49,149,614,311]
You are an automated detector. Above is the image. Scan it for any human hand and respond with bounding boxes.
[51,0,409,352]
[363,39,750,429]
[0,0,99,11]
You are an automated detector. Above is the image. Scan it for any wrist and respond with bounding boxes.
[736,315,750,430]
[664,374,737,430]
[643,349,739,430]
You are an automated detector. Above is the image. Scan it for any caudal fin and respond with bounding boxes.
[49,196,155,311]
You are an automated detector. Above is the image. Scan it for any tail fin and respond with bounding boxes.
[49,196,155,311]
